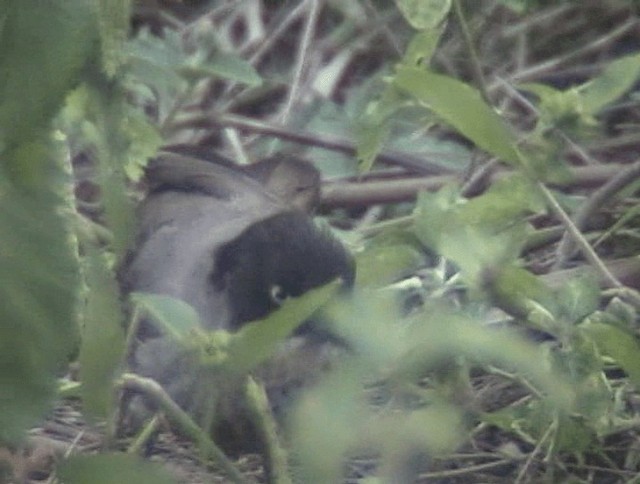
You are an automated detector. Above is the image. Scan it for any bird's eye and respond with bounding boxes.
[270,284,289,305]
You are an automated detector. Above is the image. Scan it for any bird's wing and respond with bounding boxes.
[121,154,289,331]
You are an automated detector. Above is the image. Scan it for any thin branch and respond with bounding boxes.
[453,0,490,102]
[514,420,555,484]
[509,18,638,83]
[278,0,322,124]
[247,2,308,65]
[117,374,253,484]
[321,164,623,208]
[172,112,456,174]
[419,457,519,480]
[553,160,640,269]
[536,182,622,289]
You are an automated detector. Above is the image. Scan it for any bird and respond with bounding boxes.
[118,150,355,453]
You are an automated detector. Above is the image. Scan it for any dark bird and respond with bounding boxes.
[119,151,354,452]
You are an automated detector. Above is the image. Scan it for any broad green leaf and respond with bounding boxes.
[413,185,460,250]
[519,83,588,132]
[414,186,533,285]
[377,405,463,464]
[79,249,125,420]
[226,281,341,373]
[604,297,637,329]
[555,272,599,323]
[507,399,596,453]
[457,175,545,229]
[98,0,133,77]
[58,453,176,484]
[355,243,424,288]
[127,27,185,71]
[326,290,408,365]
[356,83,402,173]
[549,333,611,422]
[395,0,452,30]
[126,28,188,120]
[553,414,597,453]
[403,27,447,67]
[581,322,640,388]
[581,53,640,114]
[356,116,389,174]
[0,141,80,442]
[0,1,97,151]
[387,132,472,171]
[131,293,202,341]
[292,365,364,483]
[83,80,136,256]
[441,225,529,284]
[404,306,575,408]
[518,82,562,101]
[301,100,357,177]
[122,110,162,182]
[394,66,520,165]
[485,265,558,324]
[181,51,263,87]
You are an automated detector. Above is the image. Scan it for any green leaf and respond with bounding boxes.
[519,83,588,132]
[413,184,460,250]
[131,293,203,342]
[553,414,597,453]
[414,185,534,285]
[485,265,558,324]
[355,119,389,174]
[126,28,188,120]
[0,141,81,442]
[98,0,133,77]
[79,249,125,420]
[57,453,176,484]
[401,305,575,409]
[394,66,520,165]
[402,27,447,67]
[300,100,357,177]
[180,52,262,87]
[394,0,452,30]
[457,174,545,229]
[122,110,162,182]
[581,52,640,114]
[387,131,472,171]
[355,243,425,288]
[84,80,136,256]
[555,272,599,323]
[355,83,402,173]
[291,365,364,483]
[0,1,97,150]
[581,322,640,388]
[226,281,341,373]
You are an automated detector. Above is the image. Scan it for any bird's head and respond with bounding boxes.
[211,210,354,331]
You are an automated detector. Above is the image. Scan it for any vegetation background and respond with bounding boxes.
[2,0,640,482]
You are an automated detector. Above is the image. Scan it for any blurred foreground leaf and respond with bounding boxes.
[79,249,125,420]
[395,0,452,30]
[0,0,96,444]
[581,52,640,114]
[0,142,80,442]
[131,292,202,341]
[227,281,341,373]
[581,321,640,388]
[58,453,175,484]
[0,1,97,150]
